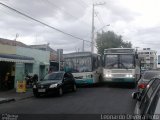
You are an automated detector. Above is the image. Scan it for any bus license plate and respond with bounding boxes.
[38,89,46,92]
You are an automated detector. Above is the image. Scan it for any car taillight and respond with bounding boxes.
[138,83,147,89]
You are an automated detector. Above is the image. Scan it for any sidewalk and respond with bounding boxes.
[0,89,33,104]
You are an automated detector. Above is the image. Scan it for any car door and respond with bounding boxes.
[67,73,75,89]
[146,85,160,115]
[139,78,160,114]
[63,73,71,91]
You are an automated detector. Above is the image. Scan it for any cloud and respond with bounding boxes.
[0,0,160,54]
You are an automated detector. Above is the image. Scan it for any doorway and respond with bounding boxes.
[39,65,45,80]
[0,62,15,90]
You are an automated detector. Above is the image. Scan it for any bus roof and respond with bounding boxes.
[104,48,135,54]
[63,52,100,58]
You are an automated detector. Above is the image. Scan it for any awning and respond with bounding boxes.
[39,62,49,65]
[0,54,35,63]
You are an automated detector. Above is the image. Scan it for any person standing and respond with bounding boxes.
[4,72,10,90]
[32,74,38,84]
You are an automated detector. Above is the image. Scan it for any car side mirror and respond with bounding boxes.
[132,92,141,101]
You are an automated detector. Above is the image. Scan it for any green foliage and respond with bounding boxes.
[96,31,132,55]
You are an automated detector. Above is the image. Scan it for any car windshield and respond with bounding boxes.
[43,72,63,81]
[142,72,160,80]
[105,54,134,69]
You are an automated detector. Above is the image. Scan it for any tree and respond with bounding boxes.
[96,31,132,55]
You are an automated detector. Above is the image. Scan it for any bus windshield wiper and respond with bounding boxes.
[119,62,128,70]
[107,62,118,68]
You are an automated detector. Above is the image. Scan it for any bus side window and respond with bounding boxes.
[98,56,101,67]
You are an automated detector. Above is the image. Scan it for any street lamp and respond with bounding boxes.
[95,24,110,33]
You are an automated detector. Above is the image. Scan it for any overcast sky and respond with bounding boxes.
[0,0,160,54]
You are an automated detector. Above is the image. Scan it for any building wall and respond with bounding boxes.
[138,48,157,70]
[0,44,50,89]
[0,44,16,54]
[157,55,160,68]
[16,46,50,81]
[14,63,25,87]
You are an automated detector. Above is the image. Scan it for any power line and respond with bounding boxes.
[43,0,91,28]
[95,12,104,27]
[98,13,105,26]
[0,2,92,44]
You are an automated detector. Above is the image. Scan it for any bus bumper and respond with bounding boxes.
[75,79,94,84]
[103,78,135,83]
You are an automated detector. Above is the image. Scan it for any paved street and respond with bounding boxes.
[0,85,136,114]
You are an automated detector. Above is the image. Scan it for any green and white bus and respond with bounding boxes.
[102,48,140,87]
[63,52,102,85]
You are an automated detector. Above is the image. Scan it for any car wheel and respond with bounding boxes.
[72,84,77,92]
[58,88,63,96]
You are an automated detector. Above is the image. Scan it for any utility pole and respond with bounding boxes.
[57,49,63,71]
[91,4,95,53]
[58,50,60,71]
[91,2,105,53]
[135,47,139,54]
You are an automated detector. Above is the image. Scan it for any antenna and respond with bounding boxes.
[14,33,19,46]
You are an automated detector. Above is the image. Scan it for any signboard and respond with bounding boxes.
[57,49,63,61]
[63,52,92,58]
[104,48,135,54]
[57,49,63,71]
[16,80,26,93]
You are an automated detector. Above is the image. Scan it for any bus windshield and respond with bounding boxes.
[105,54,134,69]
[64,57,92,73]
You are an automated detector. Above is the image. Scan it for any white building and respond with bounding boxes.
[157,55,160,68]
[138,48,157,70]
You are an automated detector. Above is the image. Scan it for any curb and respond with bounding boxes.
[0,98,15,104]
[16,95,34,101]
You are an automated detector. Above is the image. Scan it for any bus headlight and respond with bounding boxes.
[126,74,129,77]
[105,74,112,78]
[126,74,133,78]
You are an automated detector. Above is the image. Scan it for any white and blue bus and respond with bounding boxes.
[63,52,102,85]
[102,48,140,87]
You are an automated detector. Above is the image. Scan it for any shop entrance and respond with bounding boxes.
[39,65,45,80]
[0,62,15,91]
